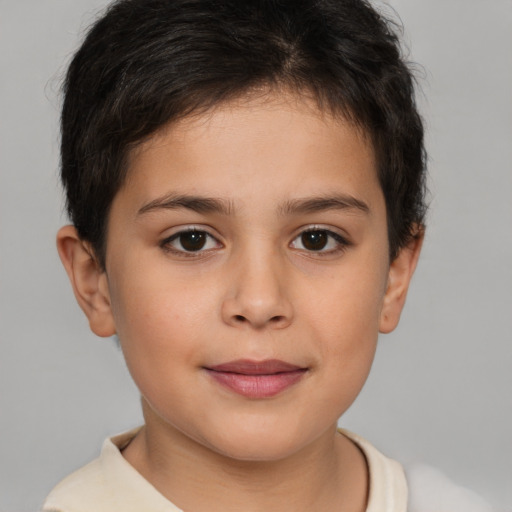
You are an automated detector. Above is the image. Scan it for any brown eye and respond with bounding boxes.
[300,230,328,251]
[179,231,207,251]
[290,227,350,254]
[162,229,221,254]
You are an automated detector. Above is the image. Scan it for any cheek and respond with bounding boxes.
[109,283,207,416]
[308,264,386,347]
[110,257,216,333]
[315,297,379,417]
[107,265,219,383]
[301,258,387,390]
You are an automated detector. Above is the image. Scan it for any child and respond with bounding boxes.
[41,0,490,510]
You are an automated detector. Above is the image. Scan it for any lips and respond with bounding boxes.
[205,359,307,398]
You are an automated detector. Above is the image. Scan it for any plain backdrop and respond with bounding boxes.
[1,1,511,510]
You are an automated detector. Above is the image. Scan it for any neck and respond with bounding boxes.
[123,402,368,512]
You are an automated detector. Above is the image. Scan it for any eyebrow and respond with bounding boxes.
[137,192,369,217]
[278,195,370,216]
[137,193,234,216]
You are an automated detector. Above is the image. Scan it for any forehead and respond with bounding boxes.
[120,91,381,216]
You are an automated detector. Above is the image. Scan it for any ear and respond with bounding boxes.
[56,225,116,337]
[379,230,424,334]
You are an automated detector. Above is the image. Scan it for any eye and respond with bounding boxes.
[161,228,221,255]
[290,228,350,254]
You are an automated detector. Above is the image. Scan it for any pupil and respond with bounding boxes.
[302,230,327,251]
[180,231,206,251]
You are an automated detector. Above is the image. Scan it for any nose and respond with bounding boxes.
[221,249,293,330]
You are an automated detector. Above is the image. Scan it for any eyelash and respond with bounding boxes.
[160,228,222,257]
[160,226,351,257]
[289,227,351,256]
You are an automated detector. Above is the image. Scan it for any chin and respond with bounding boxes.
[199,421,311,463]
[214,441,299,463]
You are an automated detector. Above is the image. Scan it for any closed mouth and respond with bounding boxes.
[204,359,308,398]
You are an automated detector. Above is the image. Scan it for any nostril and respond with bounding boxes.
[270,315,285,323]
[234,315,246,322]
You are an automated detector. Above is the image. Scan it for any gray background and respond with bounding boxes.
[1,1,511,510]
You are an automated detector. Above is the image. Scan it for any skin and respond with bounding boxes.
[57,92,422,512]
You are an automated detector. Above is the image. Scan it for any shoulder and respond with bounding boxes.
[404,463,494,512]
[41,428,140,512]
[340,429,408,512]
[340,429,494,512]
[41,427,180,512]
[41,456,107,512]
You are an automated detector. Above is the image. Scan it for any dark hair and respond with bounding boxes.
[61,0,426,267]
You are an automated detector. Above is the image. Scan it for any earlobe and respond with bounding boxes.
[379,230,424,334]
[56,225,116,337]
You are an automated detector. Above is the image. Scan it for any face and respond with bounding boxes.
[71,93,417,462]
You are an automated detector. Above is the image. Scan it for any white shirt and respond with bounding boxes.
[41,428,492,512]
